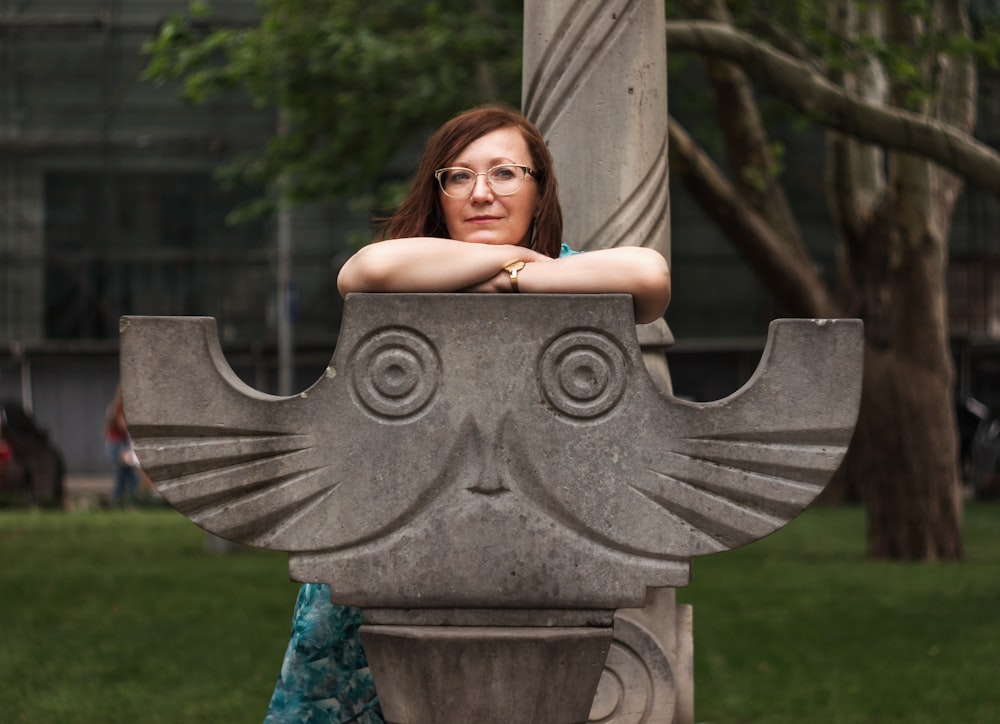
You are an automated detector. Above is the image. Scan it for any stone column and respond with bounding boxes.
[523,0,669,258]
[522,0,673,390]
[522,4,687,720]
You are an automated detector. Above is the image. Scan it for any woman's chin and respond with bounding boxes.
[457,229,528,247]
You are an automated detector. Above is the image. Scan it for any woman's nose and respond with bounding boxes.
[469,174,494,203]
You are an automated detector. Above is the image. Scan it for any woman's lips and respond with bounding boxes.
[467,215,500,224]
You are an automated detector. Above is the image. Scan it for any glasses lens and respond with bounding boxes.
[439,169,473,197]
[488,165,526,195]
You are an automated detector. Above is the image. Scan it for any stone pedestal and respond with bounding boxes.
[363,624,611,723]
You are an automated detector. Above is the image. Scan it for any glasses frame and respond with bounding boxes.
[434,164,536,198]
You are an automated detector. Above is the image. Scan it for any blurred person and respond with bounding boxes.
[105,385,139,508]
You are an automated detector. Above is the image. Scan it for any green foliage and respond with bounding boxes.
[741,141,787,192]
[143,0,524,220]
[667,0,1000,110]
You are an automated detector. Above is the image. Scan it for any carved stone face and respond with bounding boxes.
[120,298,862,609]
[439,126,539,247]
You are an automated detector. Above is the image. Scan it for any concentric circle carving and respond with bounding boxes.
[588,616,676,724]
[539,330,627,419]
[350,327,440,419]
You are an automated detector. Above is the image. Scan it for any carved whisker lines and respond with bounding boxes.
[692,427,853,446]
[671,436,843,488]
[137,432,312,480]
[524,0,638,133]
[630,471,786,550]
[193,469,336,548]
[633,429,842,540]
[129,424,296,439]
[582,136,668,250]
[154,447,317,508]
[647,451,822,517]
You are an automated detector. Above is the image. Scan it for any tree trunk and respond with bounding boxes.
[843,210,964,559]
[858,349,964,560]
[824,0,970,558]
[667,0,974,558]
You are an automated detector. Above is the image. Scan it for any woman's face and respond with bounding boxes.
[440,126,539,247]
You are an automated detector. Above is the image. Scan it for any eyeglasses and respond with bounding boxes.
[434,164,536,198]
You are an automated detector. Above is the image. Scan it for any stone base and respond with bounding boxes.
[361,624,613,724]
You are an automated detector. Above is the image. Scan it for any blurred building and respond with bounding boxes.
[2,0,1000,473]
[0,0,362,471]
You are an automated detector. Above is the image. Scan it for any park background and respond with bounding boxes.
[2,1,999,722]
[3,0,1000,477]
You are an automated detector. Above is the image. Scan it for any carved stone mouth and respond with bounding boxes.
[466,483,510,496]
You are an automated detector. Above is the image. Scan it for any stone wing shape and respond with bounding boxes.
[517,318,864,560]
[118,315,459,551]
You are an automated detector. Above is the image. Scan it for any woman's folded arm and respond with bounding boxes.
[337,239,671,324]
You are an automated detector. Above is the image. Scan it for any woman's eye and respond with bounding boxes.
[449,170,472,183]
[491,167,516,180]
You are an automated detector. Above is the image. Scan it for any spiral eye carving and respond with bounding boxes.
[351,327,440,419]
[539,330,627,420]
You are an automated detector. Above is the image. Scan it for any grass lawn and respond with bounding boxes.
[0,509,293,723]
[1,502,998,723]
[677,502,1000,723]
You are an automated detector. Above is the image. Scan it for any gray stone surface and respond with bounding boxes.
[523,0,674,367]
[121,295,861,612]
[522,4,679,717]
[590,591,693,723]
[361,625,612,724]
[523,0,669,257]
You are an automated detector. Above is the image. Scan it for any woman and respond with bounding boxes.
[265,104,670,723]
[338,105,670,323]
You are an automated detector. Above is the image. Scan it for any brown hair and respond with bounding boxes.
[378,104,564,258]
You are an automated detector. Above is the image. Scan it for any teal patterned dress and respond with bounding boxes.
[264,243,580,722]
[264,584,382,723]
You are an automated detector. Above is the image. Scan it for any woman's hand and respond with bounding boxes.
[460,269,510,293]
[514,247,671,323]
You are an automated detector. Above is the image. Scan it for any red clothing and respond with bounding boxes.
[105,400,129,444]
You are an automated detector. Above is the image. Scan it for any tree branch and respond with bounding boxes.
[666,20,1000,198]
[668,116,841,319]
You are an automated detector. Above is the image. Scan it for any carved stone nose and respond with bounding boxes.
[459,416,514,496]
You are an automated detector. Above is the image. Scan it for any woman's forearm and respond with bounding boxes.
[516,247,671,323]
[337,238,545,295]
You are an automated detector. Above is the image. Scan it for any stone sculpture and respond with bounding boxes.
[120,295,862,722]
